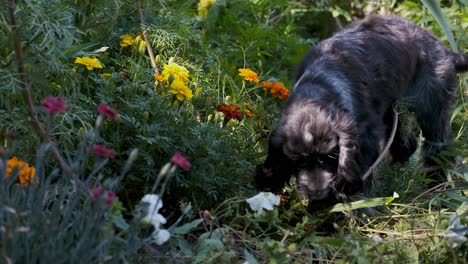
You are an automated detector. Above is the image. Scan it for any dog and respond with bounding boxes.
[256,15,468,211]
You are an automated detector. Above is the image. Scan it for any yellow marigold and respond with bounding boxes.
[74,56,103,71]
[239,68,259,84]
[198,0,216,17]
[154,73,164,82]
[270,82,289,100]
[120,34,135,48]
[101,73,112,79]
[5,156,37,186]
[170,79,193,101]
[162,62,190,84]
[244,109,253,117]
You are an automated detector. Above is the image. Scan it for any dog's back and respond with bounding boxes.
[257,15,467,211]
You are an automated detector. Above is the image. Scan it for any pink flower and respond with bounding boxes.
[91,185,103,200]
[104,191,115,206]
[170,152,191,171]
[97,103,118,120]
[41,96,67,114]
[91,144,116,159]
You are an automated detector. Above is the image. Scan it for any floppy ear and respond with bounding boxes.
[334,114,363,195]
[255,130,294,192]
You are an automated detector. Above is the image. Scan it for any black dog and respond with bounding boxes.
[256,15,468,211]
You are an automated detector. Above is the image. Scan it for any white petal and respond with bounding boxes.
[153,229,171,245]
[260,199,274,211]
[246,195,263,211]
[246,192,280,213]
[143,213,167,229]
[141,194,164,225]
[264,192,280,205]
[141,194,163,212]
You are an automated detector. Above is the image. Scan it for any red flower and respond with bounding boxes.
[104,191,115,206]
[171,152,191,171]
[97,103,119,120]
[216,104,243,122]
[41,96,67,114]
[91,144,116,159]
[91,185,103,200]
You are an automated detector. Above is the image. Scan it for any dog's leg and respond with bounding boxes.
[411,65,457,182]
[384,108,418,164]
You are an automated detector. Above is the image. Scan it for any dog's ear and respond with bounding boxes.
[334,115,363,195]
[255,130,294,192]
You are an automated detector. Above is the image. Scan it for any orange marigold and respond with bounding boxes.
[216,103,243,122]
[244,109,253,117]
[239,68,259,84]
[261,81,274,91]
[5,156,37,185]
[270,82,289,99]
[278,194,289,206]
[154,73,164,82]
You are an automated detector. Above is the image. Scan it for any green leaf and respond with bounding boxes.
[172,218,204,235]
[63,43,100,59]
[112,215,130,230]
[420,0,459,52]
[306,235,345,247]
[456,201,468,216]
[328,195,397,213]
[178,238,193,256]
[244,249,259,264]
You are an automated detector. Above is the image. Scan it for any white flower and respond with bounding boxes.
[141,194,172,246]
[246,192,280,214]
[153,229,171,245]
[141,194,166,229]
[444,215,467,249]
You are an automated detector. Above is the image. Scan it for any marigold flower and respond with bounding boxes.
[261,81,274,91]
[270,82,289,100]
[154,73,164,82]
[97,103,119,120]
[216,103,243,122]
[74,56,103,71]
[120,34,135,48]
[101,73,112,79]
[91,144,116,159]
[278,194,289,206]
[244,109,253,117]
[161,62,190,84]
[171,152,192,171]
[169,79,193,101]
[239,68,259,84]
[198,0,216,17]
[41,96,67,114]
[5,156,36,186]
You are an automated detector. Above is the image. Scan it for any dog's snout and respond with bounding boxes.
[297,169,333,200]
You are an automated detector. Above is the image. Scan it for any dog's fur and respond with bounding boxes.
[256,15,468,211]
